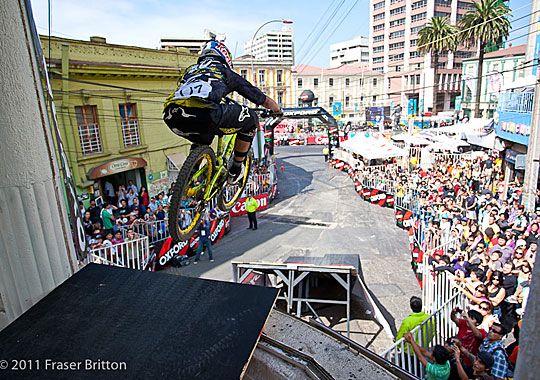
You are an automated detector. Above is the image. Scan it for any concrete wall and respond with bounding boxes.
[0,0,77,330]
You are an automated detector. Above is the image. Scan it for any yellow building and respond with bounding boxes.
[232,55,294,107]
[40,35,197,201]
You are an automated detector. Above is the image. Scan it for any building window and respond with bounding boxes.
[329,78,334,87]
[457,1,475,10]
[411,25,425,34]
[374,24,385,32]
[389,53,404,62]
[314,78,319,87]
[434,11,450,18]
[258,69,265,85]
[389,18,406,28]
[346,78,350,86]
[389,42,405,50]
[373,57,384,64]
[329,96,334,107]
[373,78,378,86]
[374,1,385,10]
[277,70,283,84]
[345,96,350,107]
[372,95,377,102]
[410,39,418,47]
[374,13,385,21]
[374,35,384,43]
[373,46,384,53]
[410,51,420,58]
[240,69,248,79]
[388,78,392,89]
[390,6,406,16]
[297,77,302,88]
[412,0,427,10]
[119,103,141,148]
[435,0,452,6]
[411,13,427,22]
[416,74,421,85]
[75,105,102,156]
[389,31,405,39]
[277,91,284,106]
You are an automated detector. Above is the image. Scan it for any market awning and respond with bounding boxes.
[87,157,147,180]
[341,133,407,160]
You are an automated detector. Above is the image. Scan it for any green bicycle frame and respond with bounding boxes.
[202,134,236,201]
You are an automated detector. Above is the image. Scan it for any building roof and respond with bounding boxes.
[292,63,378,76]
[464,44,527,61]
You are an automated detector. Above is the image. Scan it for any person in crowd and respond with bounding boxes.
[139,186,150,214]
[83,211,94,239]
[450,308,486,366]
[127,180,138,195]
[87,199,102,225]
[117,185,127,206]
[396,296,431,342]
[100,203,116,236]
[126,188,138,208]
[104,180,115,205]
[111,231,124,245]
[479,323,511,380]
[404,332,451,380]
[246,195,258,230]
[486,272,506,319]
[451,343,495,380]
[148,196,159,213]
[194,217,213,264]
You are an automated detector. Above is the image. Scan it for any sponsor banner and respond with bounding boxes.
[362,188,372,201]
[386,194,395,208]
[306,136,329,145]
[230,193,269,216]
[153,215,230,269]
[395,206,413,229]
[370,189,387,207]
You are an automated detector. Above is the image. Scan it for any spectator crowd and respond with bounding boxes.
[337,149,538,380]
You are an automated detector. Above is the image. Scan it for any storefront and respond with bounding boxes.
[87,157,148,204]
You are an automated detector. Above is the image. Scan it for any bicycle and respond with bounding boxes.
[168,105,275,242]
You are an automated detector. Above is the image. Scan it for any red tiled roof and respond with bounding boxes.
[483,44,527,59]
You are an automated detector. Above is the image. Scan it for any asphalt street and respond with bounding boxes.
[166,145,419,352]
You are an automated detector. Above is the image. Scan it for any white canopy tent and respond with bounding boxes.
[340,133,407,160]
[391,133,432,146]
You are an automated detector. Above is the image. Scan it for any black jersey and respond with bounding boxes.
[165,58,266,109]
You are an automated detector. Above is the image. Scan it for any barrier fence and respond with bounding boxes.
[120,219,169,246]
[381,291,466,378]
[87,236,151,271]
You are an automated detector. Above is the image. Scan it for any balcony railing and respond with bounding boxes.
[497,92,534,113]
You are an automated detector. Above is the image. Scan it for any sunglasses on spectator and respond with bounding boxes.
[480,305,491,311]
[489,327,503,334]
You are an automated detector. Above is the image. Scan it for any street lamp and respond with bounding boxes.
[250,19,293,85]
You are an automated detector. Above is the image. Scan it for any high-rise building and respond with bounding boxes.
[330,36,370,68]
[244,28,294,64]
[369,0,478,113]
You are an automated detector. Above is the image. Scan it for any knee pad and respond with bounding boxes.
[237,131,255,143]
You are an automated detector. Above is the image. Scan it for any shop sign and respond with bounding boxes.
[496,112,532,146]
[88,157,147,179]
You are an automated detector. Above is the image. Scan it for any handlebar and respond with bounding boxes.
[253,108,283,118]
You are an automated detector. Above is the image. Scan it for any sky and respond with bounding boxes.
[30,0,533,68]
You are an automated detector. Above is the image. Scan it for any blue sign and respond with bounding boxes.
[419,98,424,113]
[408,99,418,116]
[332,102,342,116]
[148,174,154,181]
[496,111,532,146]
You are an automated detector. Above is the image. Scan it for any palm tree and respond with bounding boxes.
[460,0,510,118]
[418,17,458,114]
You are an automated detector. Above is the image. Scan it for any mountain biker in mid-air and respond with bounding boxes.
[163,38,281,184]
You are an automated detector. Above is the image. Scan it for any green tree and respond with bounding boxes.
[418,17,458,114]
[460,0,510,118]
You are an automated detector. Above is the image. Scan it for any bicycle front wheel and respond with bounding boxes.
[169,145,215,242]
[218,151,253,211]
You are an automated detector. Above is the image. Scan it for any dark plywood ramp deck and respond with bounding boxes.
[0,264,278,380]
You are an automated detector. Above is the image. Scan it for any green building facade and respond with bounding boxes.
[40,35,197,202]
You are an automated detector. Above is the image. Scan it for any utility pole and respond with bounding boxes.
[522,57,540,212]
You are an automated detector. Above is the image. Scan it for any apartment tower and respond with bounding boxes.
[370,0,478,114]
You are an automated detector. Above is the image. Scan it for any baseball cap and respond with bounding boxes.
[477,351,494,369]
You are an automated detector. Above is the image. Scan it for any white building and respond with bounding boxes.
[159,37,206,54]
[244,28,294,64]
[330,36,370,68]
[292,64,384,122]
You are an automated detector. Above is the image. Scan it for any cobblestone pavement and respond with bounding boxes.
[166,145,419,353]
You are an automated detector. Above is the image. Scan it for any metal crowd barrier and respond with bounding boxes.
[87,236,151,271]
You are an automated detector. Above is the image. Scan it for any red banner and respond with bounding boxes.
[230,193,269,216]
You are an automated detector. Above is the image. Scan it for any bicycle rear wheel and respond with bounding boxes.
[169,145,215,242]
[217,151,253,211]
